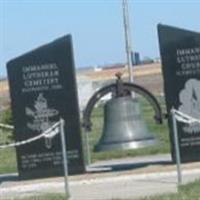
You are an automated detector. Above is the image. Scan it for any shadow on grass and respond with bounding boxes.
[0,173,18,185]
[87,159,172,173]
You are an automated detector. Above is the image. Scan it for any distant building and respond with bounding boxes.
[140,57,154,65]
[154,57,161,63]
[131,52,141,66]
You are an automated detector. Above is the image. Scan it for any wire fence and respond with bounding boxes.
[0,121,61,175]
[0,122,59,149]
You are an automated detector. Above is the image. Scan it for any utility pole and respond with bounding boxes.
[122,0,133,83]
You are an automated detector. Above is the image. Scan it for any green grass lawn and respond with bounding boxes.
[0,128,17,173]
[134,179,200,200]
[10,194,66,200]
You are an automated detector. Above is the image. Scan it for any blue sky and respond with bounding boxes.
[0,0,200,77]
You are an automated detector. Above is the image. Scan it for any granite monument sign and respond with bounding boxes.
[158,24,200,162]
[7,35,85,179]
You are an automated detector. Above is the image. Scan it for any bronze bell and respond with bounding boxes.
[94,96,157,151]
[83,73,163,152]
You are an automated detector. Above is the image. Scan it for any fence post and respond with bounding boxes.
[85,131,91,166]
[171,109,182,185]
[60,118,71,199]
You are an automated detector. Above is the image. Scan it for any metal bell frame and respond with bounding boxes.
[82,73,163,165]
